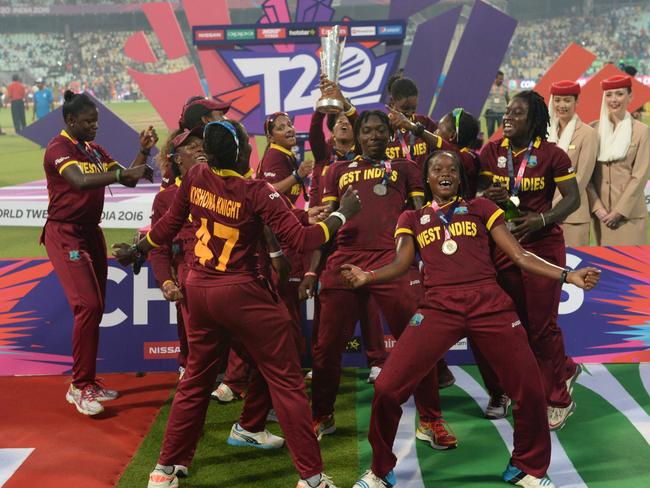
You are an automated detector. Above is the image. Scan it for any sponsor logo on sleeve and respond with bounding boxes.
[55,156,70,164]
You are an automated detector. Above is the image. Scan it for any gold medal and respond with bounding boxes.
[509,195,520,208]
[441,239,458,255]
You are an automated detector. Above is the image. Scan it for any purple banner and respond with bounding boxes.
[2,246,649,376]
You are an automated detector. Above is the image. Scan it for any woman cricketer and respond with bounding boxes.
[42,90,156,416]
[345,150,600,488]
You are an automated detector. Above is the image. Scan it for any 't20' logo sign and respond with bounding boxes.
[221,45,397,116]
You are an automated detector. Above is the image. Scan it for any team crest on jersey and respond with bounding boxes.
[409,312,424,327]
[497,156,507,168]
[454,206,468,214]
[348,162,358,168]
[420,214,431,224]
[68,250,81,261]
[527,155,538,167]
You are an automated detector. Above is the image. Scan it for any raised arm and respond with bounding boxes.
[491,223,600,289]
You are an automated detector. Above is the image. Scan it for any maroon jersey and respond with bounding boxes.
[395,198,505,288]
[322,156,424,252]
[148,178,196,286]
[147,165,330,286]
[43,130,118,224]
[308,110,358,205]
[258,143,303,205]
[479,137,575,241]
[385,114,437,170]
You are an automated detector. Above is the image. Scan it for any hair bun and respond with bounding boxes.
[63,90,76,102]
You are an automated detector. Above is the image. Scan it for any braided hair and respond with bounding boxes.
[423,150,470,204]
[513,90,550,141]
[388,73,418,101]
[62,90,96,122]
[203,120,247,171]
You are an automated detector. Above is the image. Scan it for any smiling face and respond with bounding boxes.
[552,95,577,123]
[427,152,460,203]
[332,112,353,147]
[604,88,631,120]
[268,115,296,149]
[67,105,99,142]
[358,114,390,160]
[502,97,531,142]
[175,136,207,177]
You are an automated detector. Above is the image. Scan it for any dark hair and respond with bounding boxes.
[353,110,391,138]
[497,71,504,76]
[388,73,418,100]
[423,150,469,203]
[182,104,211,130]
[448,109,479,148]
[512,90,550,141]
[623,65,638,77]
[203,120,247,170]
[62,90,96,121]
[156,128,183,178]
[326,108,354,132]
[12,74,19,81]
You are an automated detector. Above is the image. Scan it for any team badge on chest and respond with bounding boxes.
[497,156,507,168]
[420,214,431,225]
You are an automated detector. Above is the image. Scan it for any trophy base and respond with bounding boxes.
[316,98,345,114]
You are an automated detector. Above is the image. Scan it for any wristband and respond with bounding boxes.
[412,122,425,137]
[140,149,150,157]
[304,271,317,278]
[369,270,376,281]
[115,168,122,183]
[292,169,303,183]
[540,212,546,227]
[330,211,347,226]
[560,267,570,284]
[269,250,284,258]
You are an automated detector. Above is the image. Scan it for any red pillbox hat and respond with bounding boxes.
[550,80,581,96]
[601,75,632,91]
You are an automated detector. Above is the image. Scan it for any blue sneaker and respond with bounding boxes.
[503,462,555,487]
[227,423,285,449]
[353,469,396,487]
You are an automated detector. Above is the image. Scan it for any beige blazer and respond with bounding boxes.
[588,118,650,220]
[553,119,599,224]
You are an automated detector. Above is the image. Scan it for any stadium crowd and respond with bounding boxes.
[502,4,650,79]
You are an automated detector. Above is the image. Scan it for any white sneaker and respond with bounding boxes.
[227,422,285,449]
[305,370,313,380]
[296,473,339,487]
[352,469,396,487]
[211,383,236,402]
[485,394,511,419]
[367,366,382,384]
[178,366,185,381]
[548,401,576,431]
[147,466,179,488]
[90,382,119,402]
[66,384,104,416]
[503,462,555,487]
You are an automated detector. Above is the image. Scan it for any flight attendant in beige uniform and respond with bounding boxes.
[549,80,599,247]
[588,75,650,245]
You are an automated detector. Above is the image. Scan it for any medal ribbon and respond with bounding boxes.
[380,159,392,187]
[430,200,460,242]
[397,130,415,161]
[289,152,310,202]
[76,141,113,195]
[506,140,534,197]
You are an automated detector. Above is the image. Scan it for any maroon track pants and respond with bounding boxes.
[474,235,576,407]
[43,221,107,389]
[312,252,439,420]
[158,277,322,479]
[369,281,550,479]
